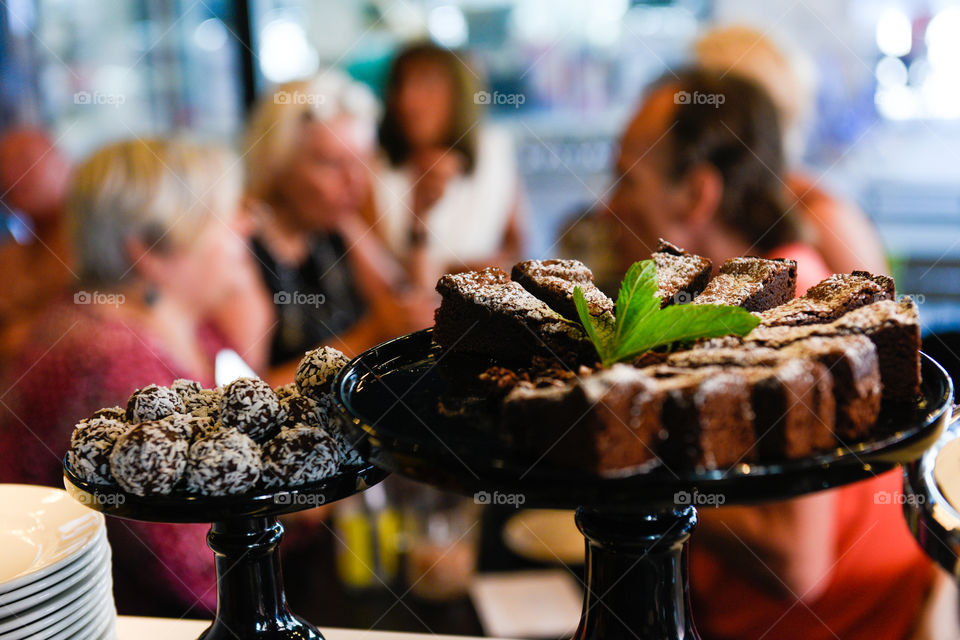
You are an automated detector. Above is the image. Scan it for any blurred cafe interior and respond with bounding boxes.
[2,1,960,640]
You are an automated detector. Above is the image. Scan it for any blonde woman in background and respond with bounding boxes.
[230,71,434,382]
[694,25,889,275]
[0,138,253,616]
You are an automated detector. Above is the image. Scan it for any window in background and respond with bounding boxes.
[0,0,246,157]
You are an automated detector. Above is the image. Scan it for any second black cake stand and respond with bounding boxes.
[334,328,955,640]
[63,462,388,640]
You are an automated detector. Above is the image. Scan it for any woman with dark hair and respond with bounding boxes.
[609,68,831,293]
[374,43,526,287]
[608,68,935,640]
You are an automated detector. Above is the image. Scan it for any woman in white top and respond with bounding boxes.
[373,43,526,287]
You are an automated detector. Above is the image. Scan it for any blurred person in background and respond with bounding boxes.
[609,68,940,640]
[235,71,433,381]
[694,24,889,276]
[0,138,255,617]
[610,68,830,292]
[0,128,74,363]
[374,42,526,287]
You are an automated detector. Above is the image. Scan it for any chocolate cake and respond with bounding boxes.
[670,335,881,441]
[747,299,920,402]
[434,267,594,364]
[511,259,614,320]
[654,367,757,470]
[758,271,895,327]
[652,239,713,306]
[749,359,836,459]
[500,364,664,474]
[693,257,797,311]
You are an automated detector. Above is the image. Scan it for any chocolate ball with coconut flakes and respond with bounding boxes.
[278,394,322,430]
[67,417,130,484]
[183,388,222,421]
[219,377,281,443]
[159,413,219,441]
[171,378,203,399]
[185,430,261,496]
[89,406,127,423]
[110,421,188,496]
[295,346,349,399]
[312,392,364,466]
[260,426,339,488]
[126,384,185,423]
[274,382,299,401]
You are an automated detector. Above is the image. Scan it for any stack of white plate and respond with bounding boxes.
[0,485,116,640]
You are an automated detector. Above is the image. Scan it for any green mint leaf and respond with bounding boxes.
[573,258,761,366]
[611,304,760,362]
[574,285,616,365]
[613,260,660,344]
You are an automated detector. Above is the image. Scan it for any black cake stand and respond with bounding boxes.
[333,328,955,640]
[63,461,388,640]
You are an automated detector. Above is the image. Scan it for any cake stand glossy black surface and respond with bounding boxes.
[904,404,960,576]
[63,461,388,640]
[334,328,955,640]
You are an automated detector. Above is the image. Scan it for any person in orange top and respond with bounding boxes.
[607,68,943,639]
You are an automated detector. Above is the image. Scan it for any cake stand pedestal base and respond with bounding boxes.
[574,506,700,640]
[200,517,323,640]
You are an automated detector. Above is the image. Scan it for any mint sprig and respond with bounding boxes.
[574,259,760,367]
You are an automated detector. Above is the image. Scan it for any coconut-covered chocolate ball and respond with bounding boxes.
[313,393,364,466]
[159,413,219,441]
[260,426,339,488]
[183,388,221,420]
[171,378,203,399]
[126,384,184,423]
[274,382,298,401]
[110,421,188,496]
[89,406,127,422]
[278,394,321,430]
[295,347,349,399]
[67,418,130,484]
[219,377,280,443]
[185,430,261,496]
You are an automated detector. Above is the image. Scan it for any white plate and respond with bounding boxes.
[0,556,110,636]
[50,587,114,640]
[0,485,104,593]
[0,575,111,640]
[503,509,583,565]
[0,533,108,616]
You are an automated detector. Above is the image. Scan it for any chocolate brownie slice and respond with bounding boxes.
[670,335,881,441]
[758,271,895,327]
[653,367,758,470]
[500,364,665,474]
[747,299,920,402]
[693,257,797,311]
[750,359,836,459]
[434,267,594,364]
[644,359,836,462]
[651,239,713,307]
[511,259,614,321]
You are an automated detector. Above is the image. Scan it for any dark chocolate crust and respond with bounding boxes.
[693,256,797,311]
[759,271,895,327]
[511,259,614,321]
[652,239,713,307]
